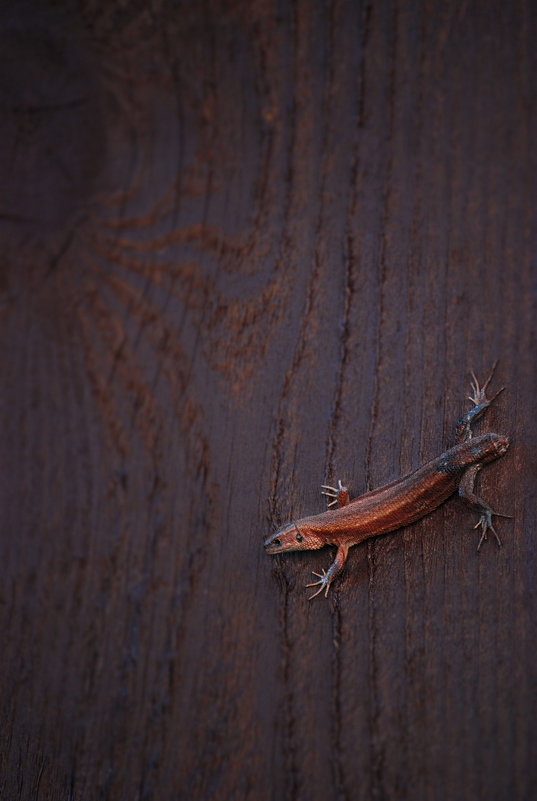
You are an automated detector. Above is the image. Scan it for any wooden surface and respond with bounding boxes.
[1,1,536,799]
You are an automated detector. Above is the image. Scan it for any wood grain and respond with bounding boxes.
[1,1,536,799]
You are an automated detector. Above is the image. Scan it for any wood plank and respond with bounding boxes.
[1,1,536,799]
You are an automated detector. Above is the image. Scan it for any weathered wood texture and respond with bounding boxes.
[1,1,536,799]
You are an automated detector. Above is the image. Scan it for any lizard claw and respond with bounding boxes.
[457,362,505,441]
[320,480,347,508]
[305,568,332,599]
[468,362,504,407]
[474,507,511,550]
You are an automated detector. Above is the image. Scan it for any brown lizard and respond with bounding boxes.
[264,365,510,599]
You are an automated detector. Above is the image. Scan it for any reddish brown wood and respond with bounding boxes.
[1,1,536,800]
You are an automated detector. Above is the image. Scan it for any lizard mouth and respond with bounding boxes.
[264,522,297,553]
[264,537,281,553]
[263,532,284,553]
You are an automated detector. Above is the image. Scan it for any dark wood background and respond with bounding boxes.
[1,1,536,799]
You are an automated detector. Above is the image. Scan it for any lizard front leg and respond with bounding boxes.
[305,543,349,599]
[321,479,350,508]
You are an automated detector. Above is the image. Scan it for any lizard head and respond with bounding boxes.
[264,521,324,553]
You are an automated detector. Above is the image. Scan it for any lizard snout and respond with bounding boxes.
[264,522,298,553]
[264,535,281,550]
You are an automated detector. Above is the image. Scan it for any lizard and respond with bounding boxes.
[264,364,510,599]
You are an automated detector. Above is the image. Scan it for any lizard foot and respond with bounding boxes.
[468,361,505,408]
[306,569,332,600]
[475,507,512,551]
[456,362,505,441]
[320,480,349,508]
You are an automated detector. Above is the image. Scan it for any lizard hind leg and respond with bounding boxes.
[474,510,507,550]
[458,464,511,550]
[456,362,505,442]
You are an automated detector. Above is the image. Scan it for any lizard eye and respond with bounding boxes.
[296,532,303,542]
